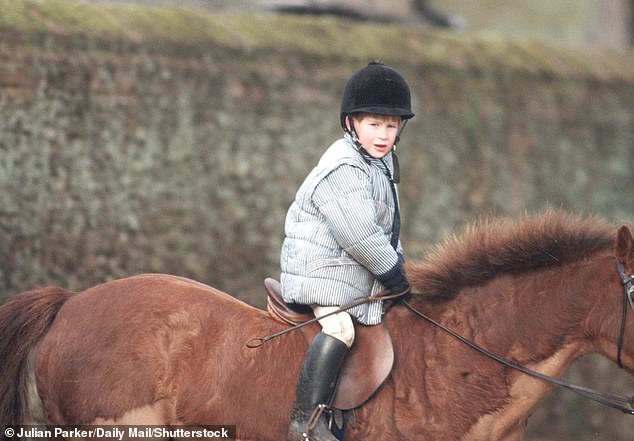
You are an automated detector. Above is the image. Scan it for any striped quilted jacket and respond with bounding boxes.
[280,134,403,325]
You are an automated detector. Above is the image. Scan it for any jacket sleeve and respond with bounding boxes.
[312,164,399,277]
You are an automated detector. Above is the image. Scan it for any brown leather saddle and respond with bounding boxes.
[264,278,394,410]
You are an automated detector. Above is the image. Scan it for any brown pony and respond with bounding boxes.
[2,211,634,440]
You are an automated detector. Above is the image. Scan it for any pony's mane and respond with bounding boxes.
[406,210,616,299]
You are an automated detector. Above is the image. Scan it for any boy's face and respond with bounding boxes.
[351,114,401,159]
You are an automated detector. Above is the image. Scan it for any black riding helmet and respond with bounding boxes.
[340,60,415,130]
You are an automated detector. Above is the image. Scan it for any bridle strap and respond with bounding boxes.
[617,261,634,368]
[617,279,628,368]
[402,260,634,415]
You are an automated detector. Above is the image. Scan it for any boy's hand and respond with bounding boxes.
[377,256,410,295]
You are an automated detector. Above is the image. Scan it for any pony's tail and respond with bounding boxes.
[0,286,74,426]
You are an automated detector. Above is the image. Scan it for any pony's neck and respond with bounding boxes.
[409,251,616,362]
[388,252,615,440]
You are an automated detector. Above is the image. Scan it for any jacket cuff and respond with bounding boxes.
[376,258,407,290]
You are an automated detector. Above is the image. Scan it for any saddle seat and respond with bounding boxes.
[265,278,313,325]
[264,277,394,410]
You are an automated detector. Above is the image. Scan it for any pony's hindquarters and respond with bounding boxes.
[0,286,74,427]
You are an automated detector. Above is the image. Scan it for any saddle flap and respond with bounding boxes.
[334,322,394,410]
[263,278,394,410]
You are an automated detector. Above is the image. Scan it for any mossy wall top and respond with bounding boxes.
[1,0,633,300]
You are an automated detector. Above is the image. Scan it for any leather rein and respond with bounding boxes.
[247,261,634,414]
[403,259,634,415]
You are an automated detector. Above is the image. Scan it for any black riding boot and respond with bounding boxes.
[287,333,348,441]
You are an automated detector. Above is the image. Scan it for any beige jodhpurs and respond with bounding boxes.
[311,305,355,348]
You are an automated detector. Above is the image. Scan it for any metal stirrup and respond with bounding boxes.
[303,403,330,440]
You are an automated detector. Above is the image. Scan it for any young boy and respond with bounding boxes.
[280,61,414,441]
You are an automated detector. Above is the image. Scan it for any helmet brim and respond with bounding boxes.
[349,106,415,119]
[340,107,415,129]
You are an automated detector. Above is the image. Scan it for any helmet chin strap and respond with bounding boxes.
[344,115,366,154]
[391,148,401,184]
[389,119,409,184]
[394,119,408,147]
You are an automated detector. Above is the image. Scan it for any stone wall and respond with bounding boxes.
[2,8,632,301]
[1,2,634,438]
